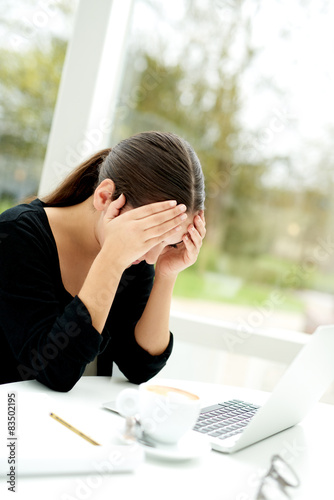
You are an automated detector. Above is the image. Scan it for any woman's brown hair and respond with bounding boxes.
[43,131,205,212]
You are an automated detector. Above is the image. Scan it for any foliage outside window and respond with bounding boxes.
[109,0,334,333]
[0,0,76,209]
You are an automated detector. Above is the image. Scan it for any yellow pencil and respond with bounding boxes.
[50,412,101,446]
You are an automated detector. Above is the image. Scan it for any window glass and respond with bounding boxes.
[110,0,334,334]
[0,0,78,212]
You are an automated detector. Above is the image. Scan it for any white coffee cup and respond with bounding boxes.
[116,383,201,444]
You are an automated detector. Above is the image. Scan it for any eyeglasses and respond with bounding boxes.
[256,454,300,500]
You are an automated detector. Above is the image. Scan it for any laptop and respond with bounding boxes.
[104,324,334,453]
[195,324,334,453]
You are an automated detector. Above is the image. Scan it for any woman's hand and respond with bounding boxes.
[101,195,189,271]
[155,210,206,278]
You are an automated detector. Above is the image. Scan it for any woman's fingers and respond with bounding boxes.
[131,200,178,220]
[136,204,188,233]
[113,193,127,209]
[182,214,206,256]
[199,210,206,227]
[105,193,126,219]
[193,228,203,251]
[123,200,188,235]
[145,211,187,236]
[142,204,187,229]
[142,218,185,246]
[194,214,206,239]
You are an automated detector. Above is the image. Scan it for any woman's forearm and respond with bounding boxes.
[134,273,177,355]
[78,247,124,333]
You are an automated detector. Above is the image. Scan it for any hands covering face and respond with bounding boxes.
[101,193,206,276]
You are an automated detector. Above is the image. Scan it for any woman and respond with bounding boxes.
[0,131,206,391]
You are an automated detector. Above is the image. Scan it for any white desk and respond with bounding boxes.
[1,376,333,500]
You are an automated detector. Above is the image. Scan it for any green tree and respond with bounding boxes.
[0,38,66,160]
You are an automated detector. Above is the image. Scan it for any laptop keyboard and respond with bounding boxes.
[193,399,260,441]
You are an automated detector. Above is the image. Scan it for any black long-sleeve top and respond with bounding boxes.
[0,199,173,391]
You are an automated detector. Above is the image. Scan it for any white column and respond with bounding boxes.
[38,0,134,197]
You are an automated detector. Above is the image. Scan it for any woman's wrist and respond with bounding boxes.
[154,269,178,286]
[99,243,127,276]
[134,269,177,355]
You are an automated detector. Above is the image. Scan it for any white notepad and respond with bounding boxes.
[0,391,143,476]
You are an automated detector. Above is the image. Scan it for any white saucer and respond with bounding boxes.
[139,431,211,461]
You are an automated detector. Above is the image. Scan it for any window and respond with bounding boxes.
[108,0,334,335]
[0,0,78,211]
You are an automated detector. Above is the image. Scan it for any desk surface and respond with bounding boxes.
[1,376,333,500]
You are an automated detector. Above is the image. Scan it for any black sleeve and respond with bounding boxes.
[97,262,174,384]
[0,217,108,392]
